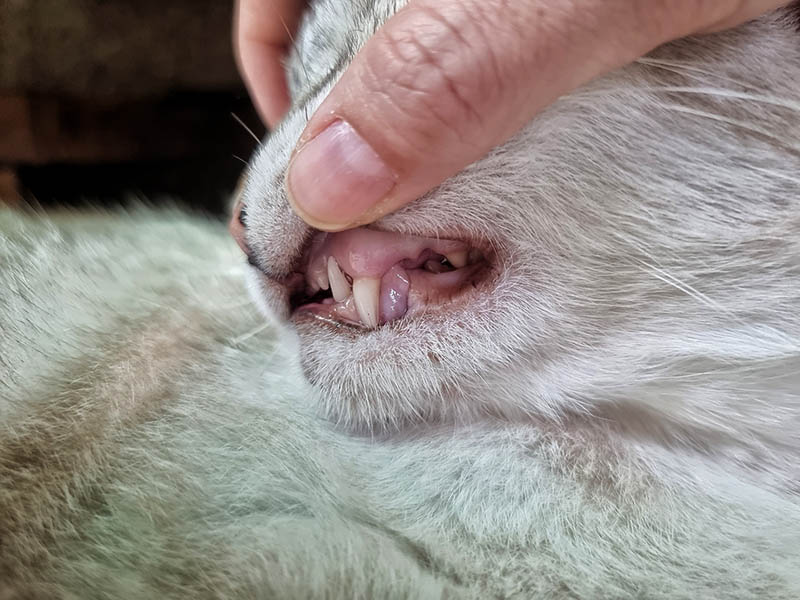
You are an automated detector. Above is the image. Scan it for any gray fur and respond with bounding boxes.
[2,1,800,598]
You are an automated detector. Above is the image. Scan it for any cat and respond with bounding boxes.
[2,0,799,598]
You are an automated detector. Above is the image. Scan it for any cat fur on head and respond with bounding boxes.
[241,0,800,482]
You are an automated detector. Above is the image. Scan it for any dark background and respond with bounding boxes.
[0,0,264,216]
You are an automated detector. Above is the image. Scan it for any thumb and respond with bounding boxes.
[287,0,788,231]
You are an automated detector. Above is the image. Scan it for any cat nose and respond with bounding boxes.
[229,197,252,258]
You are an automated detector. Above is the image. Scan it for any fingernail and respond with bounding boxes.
[287,120,396,230]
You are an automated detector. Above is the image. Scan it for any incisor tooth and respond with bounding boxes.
[352,277,380,328]
[446,250,468,269]
[327,256,351,302]
[308,257,329,291]
[316,270,330,291]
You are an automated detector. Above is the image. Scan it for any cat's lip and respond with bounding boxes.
[265,227,490,330]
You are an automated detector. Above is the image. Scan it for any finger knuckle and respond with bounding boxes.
[362,3,504,147]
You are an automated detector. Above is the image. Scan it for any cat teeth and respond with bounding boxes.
[445,250,468,269]
[352,277,380,328]
[307,258,329,291]
[327,256,351,302]
[316,270,330,291]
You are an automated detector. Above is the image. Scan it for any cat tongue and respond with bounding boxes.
[300,228,476,328]
[380,265,410,323]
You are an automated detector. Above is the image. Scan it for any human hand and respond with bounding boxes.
[235,0,788,232]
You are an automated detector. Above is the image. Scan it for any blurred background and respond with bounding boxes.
[0,0,264,216]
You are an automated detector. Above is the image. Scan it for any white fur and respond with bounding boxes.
[245,3,800,487]
[2,2,800,598]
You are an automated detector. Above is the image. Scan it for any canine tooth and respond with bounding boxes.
[327,256,351,302]
[445,250,468,269]
[352,277,380,328]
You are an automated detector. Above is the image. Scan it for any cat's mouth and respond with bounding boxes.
[284,227,489,329]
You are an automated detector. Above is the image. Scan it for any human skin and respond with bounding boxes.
[234,0,788,232]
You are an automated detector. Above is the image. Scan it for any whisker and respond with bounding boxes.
[232,154,249,166]
[231,112,261,144]
[602,221,735,314]
[650,86,800,113]
[637,258,795,348]
[655,103,800,154]
[278,13,311,90]
[636,57,758,90]
[575,82,800,116]
[230,321,272,346]
[605,224,796,349]
[635,258,730,314]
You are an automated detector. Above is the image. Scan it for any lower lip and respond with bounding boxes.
[290,262,489,330]
[292,307,366,329]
